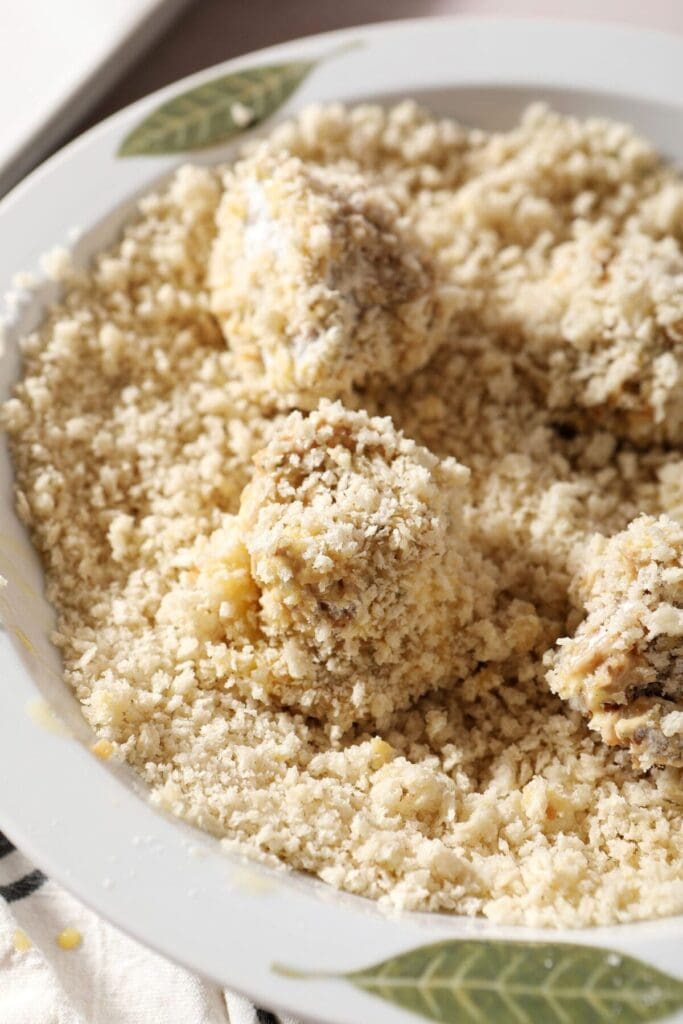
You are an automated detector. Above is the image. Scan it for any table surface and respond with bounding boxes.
[77,0,682,142]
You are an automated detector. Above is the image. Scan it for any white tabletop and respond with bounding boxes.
[0,0,188,195]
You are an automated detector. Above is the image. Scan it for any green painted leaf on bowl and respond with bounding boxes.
[274,939,683,1023]
[118,61,314,156]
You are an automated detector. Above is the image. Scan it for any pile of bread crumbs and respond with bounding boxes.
[4,100,683,927]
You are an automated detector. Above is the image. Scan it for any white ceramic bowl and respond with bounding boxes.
[1,17,683,1024]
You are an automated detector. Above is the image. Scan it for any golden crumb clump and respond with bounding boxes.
[194,401,494,729]
[547,515,683,769]
[514,229,683,444]
[208,151,454,406]
[472,106,683,444]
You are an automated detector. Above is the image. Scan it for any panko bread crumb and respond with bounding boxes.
[548,515,683,769]
[4,102,683,928]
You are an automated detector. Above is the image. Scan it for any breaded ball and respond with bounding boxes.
[509,227,683,444]
[208,151,454,406]
[547,514,683,768]
[174,401,491,729]
[237,401,484,728]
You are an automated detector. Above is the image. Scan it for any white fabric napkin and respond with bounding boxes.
[0,833,299,1024]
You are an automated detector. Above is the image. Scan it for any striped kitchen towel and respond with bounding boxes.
[0,832,299,1024]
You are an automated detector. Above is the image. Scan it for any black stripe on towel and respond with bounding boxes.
[0,832,15,859]
[256,1010,279,1024]
[0,868,46,902]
